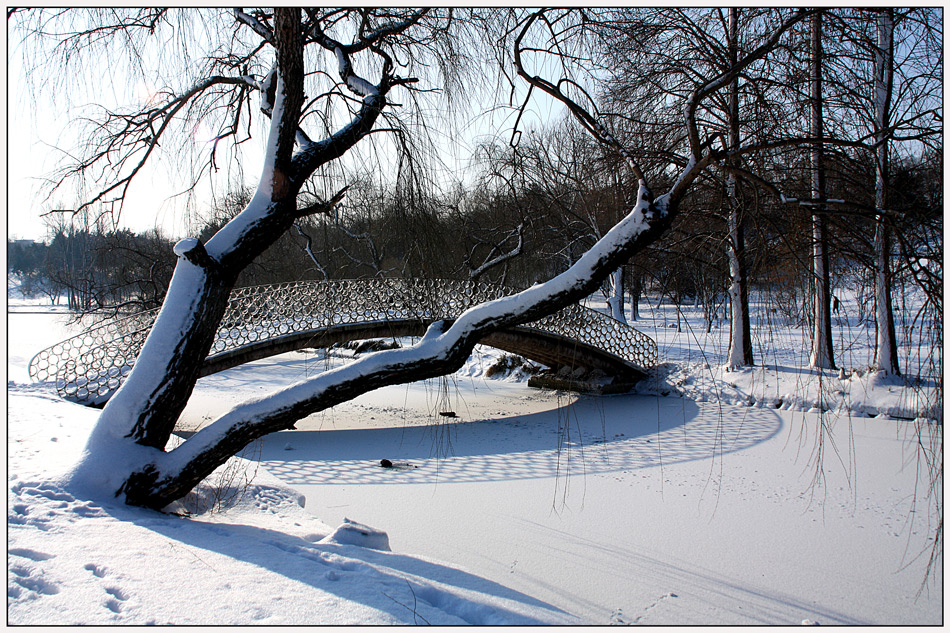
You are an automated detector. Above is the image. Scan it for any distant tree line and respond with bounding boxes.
[8,221,177,314]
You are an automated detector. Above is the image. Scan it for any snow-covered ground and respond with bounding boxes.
[595,287,941,423]
[7,282,943,625]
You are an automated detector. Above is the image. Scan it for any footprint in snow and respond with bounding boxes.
[609,608,628,625]
[632,592,678,624]
[9,548,54,562]
[9,565,60,596]
[103,586,129,614]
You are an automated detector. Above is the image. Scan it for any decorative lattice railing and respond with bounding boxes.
[29,278,657,404]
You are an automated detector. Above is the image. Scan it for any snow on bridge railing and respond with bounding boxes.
[29,278,657,405]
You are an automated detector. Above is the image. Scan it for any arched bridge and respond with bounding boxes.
[29,278,657,406]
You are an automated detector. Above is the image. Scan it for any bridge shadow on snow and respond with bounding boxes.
[257,395,782,487]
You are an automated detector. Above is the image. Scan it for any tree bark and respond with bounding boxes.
[809,11,836,370]
[608,266,628,324]
[873,9,900,375]
[629,271,641,321]
[726,7,753,368]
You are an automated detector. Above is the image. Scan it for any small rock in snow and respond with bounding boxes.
[283,443,293,451]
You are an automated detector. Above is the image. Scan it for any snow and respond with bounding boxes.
[7,281,942,625]
[335,47,380,98]
[8,361,574,625]
[204,68,284,260]
[615,286,940,422]
[172,237,200,257]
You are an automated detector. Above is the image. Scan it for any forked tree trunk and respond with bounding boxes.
[74,8,389,502]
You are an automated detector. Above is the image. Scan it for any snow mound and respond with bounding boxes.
[636,361,939,421]
[320,518,391,551]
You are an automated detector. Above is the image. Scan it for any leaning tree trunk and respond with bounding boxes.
[75,8,389,499]
[117,183,681,510]
[873,8,900,375]
[808,11,836,370]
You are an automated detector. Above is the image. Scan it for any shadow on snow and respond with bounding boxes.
[256,394,783,486]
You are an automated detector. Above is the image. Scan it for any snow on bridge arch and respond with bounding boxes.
[29,279,657,406]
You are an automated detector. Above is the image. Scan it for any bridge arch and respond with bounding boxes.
[29,279,657,406]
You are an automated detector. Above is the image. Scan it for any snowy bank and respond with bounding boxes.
[7,384,576,625]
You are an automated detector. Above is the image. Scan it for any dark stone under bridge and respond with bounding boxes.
[29,278,657,406]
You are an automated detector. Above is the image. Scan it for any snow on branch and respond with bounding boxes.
[468,224,524,281]
[234,9,275,45]
[203,71,288,260]
[334,46,380,97]
[125,184,664,507]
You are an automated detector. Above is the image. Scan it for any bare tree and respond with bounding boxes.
[15,8,813,509]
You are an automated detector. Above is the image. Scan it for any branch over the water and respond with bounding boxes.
[120,183,676,509]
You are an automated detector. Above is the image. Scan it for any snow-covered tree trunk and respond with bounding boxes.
[608,266,628,324]
[725,7,753,369]
[808,11,836,370]
[73,8,397,503]
[873,9,900,375]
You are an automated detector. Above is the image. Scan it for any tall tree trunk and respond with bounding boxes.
[809,11,836,370]
[608,266,628,324]
[725,7,753,368]
[629,271,641,321]
[873,9,900,375]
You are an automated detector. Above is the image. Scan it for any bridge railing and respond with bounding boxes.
[29,278,657,404]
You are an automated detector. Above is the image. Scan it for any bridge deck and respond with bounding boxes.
[29,279,657,405]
